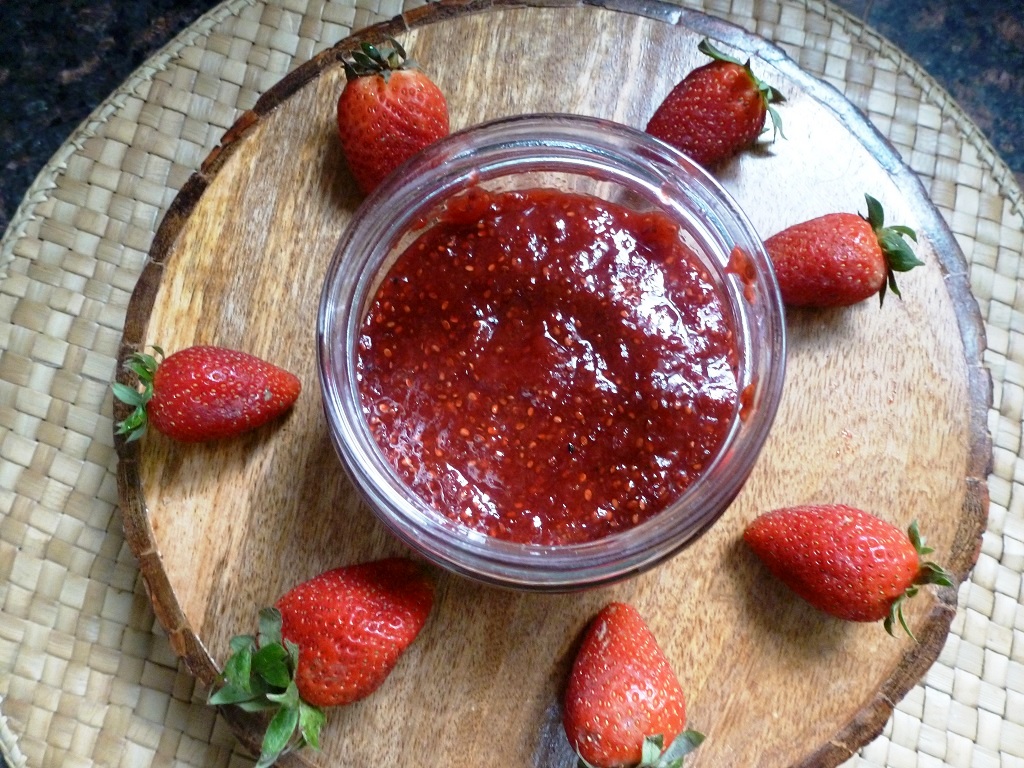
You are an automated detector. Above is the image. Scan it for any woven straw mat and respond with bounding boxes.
[0,0,1022,765]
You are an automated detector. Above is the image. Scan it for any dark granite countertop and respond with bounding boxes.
[0,0,219,234]
[1,0,1021,238]
[839,0,1023,188]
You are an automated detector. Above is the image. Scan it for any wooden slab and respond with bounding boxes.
[114,0,991,765]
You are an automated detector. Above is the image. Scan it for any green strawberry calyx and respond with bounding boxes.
[576,730,706,768]
[862,193,925,305]
[111,345,165,443]
[343,37,417,82]
[885,520,956,639]
[208,607,327,768]
[698,38,786,142]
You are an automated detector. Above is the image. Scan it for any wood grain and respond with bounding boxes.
[114,0,991,765]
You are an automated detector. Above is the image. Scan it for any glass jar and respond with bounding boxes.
[317,113,785,590]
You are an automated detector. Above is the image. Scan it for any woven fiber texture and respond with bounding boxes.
[0,0,1021,766]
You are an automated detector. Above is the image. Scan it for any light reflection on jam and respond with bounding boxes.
[357,187,740,545]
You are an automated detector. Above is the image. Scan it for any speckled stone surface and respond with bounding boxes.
[1,0,1022,237]
[0,0,217,234]
[831,0,1023,185]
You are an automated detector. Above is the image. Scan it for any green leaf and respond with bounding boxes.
[864,193,885,229]
[860,193,923,305]
[124,347,162,380]
[654,730,706,767]
[221,644,253,691]
[697,38,742,66]
[253,643,293,690]
[259,607,284,647]
[888,224,918,241]
[114,406,147,439]
[119,408,146,429]
[229,634,257,654]
[344,36,415,81]
[908,521,955,588]
[907,520,928,552]
[387,36,407,61]
[885,591,918,640]
[111,382,145,407]
[254,704,300,768]
[121,422,147,443]
[123,359,149,381]
[284,638,300,669]
[206,606,324,766]
[298,701,327,750]
[112,346,164,440]
[765,104,785,142]
[364,41,388,66]
[267,680,301,711]
[352,49,375,69]
[641,734,666,765]
[920,561,955,588]
[880,233,924,272]
[882,270,897,304]
[236,699,280,713]
[885,514,957,639]
[208,682,258,707]
[624,730,708,768]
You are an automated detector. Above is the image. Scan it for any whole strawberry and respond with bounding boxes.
[210,558,434,767]
[336,38,449,195]
[646,39,784,168]
[743,505,953,636]
[113,345,301,442]
[563,602,704,768]
[764,193,923,307]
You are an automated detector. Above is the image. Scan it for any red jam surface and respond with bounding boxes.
[357,187,739,545]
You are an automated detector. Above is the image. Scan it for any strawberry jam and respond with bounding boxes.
[357,187,739,545]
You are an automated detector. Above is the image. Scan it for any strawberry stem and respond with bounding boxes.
[861,193,924,305]
[209,608,326,767]
[910,519,954,590]
[651,730,706,767]
[343,37,416,82]
[697,38,785,141]
[574,730,705,768]
[884,520,955,639]
[112,345,164,442]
